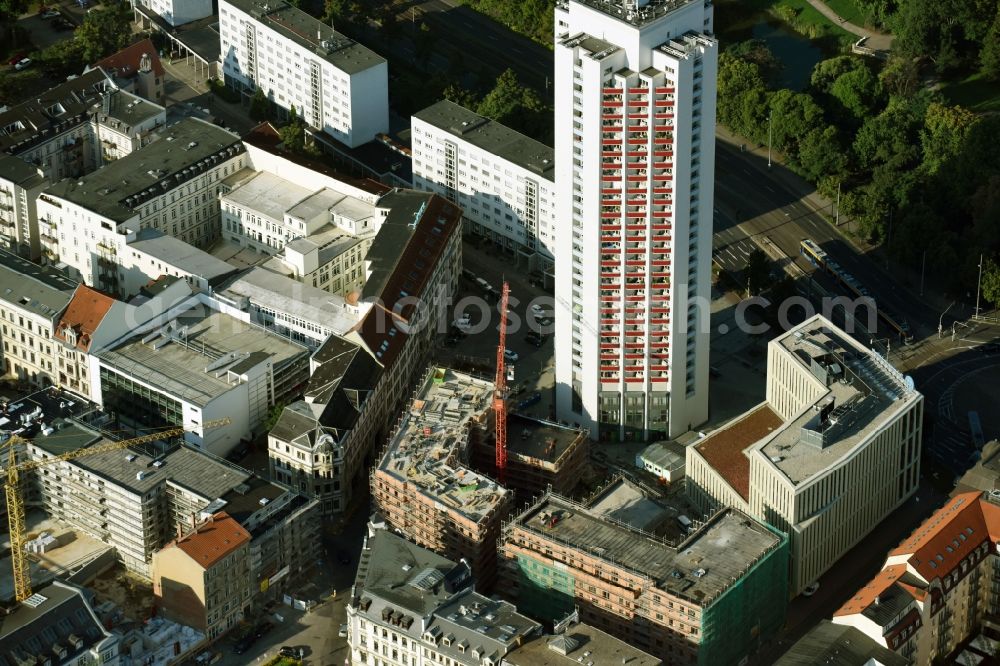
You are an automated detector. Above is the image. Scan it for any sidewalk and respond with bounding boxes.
[803,0,894,51]
[714,124,955,317]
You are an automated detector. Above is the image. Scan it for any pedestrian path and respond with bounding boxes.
[804,0,894,51]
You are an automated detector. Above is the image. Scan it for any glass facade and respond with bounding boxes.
[100,366,183,431]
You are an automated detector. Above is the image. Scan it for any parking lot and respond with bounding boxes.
[436,239,557,422]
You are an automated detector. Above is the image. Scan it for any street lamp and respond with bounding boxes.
[767,111,773,168]
[975,253,984,319]
[938,301,954,338]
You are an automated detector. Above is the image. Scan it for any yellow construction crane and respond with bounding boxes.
[2,417,231,602]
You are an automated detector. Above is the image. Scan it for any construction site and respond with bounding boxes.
[371,365,589,589]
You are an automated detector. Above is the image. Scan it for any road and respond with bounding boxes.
[712,139,935,340]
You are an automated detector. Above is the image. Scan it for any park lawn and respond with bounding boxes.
[821,0,866,27]
[780,0,856,44]
[941,73,1000,113]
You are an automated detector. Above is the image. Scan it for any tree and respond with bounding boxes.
[742,249,771,297]
[0,0,30,51]
[853,99,922,172]
[725,39,782,85]
[982,258,1000,309]
[879,56,920,97]
[32,38,84,78]
[797,125,847,181]
[75,2,132,63]
[981,7,1000,80]
[810,56,865,94]
[829,66,882,123]
[263,402,288,433]
[920,102,979,175]
[767,89,824,160]
[249,87,270,121]
[717,54,768,142]
[279,105,305,153]
[323,0,351,24]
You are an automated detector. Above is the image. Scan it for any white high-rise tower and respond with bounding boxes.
[553,0,717,441]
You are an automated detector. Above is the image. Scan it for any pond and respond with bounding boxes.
[716,5,831,91]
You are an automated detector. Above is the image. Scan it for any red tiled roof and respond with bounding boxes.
[834,564,909,617]
[54,285,117,352]
[173,512,250,569]
[890,492,988,582]
[694,404,783,501]
[95,38,165,79]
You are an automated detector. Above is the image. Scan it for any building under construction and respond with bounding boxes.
[471,413,588,499]
[371,366,588,588]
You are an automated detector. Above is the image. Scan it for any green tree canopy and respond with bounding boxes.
[810,55,865,94]
[980,7,1000,79]
[982,257,1000,309]
[829,66,883,123]
[75,2,132,63]
[920,103,980,175]
[767,89,824,159]
[797,125,847,182]
[717,54,768,143]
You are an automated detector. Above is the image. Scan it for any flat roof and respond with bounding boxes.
[413,100,554,181]
[759,319,920,485]
[0,248,77,320]
[99,307,307,406]
[43,117,243,222]
[129,228,236,281]
[512,495,783,606]
[587,477,675,533]
[223,0,385,74]
[566,0,703,28]
[377,368,510,523]
[506,413,586,466]
[507,623,661,666]
[218,266,361,335]
[222,170,312,221]
[31,423,251,496]
[694,404,783,501]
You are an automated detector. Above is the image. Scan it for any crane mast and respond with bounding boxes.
[494,282,510,483]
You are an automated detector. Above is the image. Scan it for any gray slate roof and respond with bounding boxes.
[0,248,76,321]
[775,620,908,666]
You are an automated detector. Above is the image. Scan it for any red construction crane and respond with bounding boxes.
[494,281,510,483]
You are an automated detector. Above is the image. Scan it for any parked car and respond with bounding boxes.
[254,621,274,639]
[802,582,820,597]
[503,348,519,363]
[525,331,547,347]
[338,623,349,638]
[530,304,546,316]
[232,635,257,654]
[279,646,301,658]
[40,8,61,18]
[14,58,32,71]
[7,52,27,66]
[53,17,74,30]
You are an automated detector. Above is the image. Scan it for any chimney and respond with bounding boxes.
[874,595,880,606]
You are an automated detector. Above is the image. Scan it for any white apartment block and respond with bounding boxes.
[0,155,47,259]
[553,0,718,442]
[218,0,388,148]
[411,100,557,270]
[135,0,212,26]
[0,71,165,184]
[0,249,76,389]
[686,315,923,595]
[35,118,246,297]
